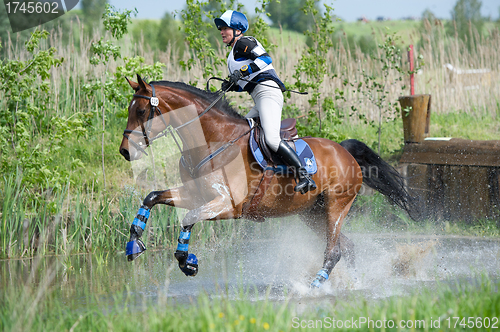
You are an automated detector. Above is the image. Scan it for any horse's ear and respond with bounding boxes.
[126,76,140,91]
[136,74,149,91]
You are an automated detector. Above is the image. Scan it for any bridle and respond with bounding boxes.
[122,82,253,178]
[123,85,170,156]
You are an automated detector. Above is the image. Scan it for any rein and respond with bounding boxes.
[123,82,251,178]
[206,76,308,95]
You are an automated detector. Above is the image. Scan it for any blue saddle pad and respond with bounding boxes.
[249,129,317,175]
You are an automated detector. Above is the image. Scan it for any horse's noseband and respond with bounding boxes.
[123,84,169,156]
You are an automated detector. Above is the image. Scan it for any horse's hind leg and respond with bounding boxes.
[311,189,357,288]
[299,202,355,269]
[339,232,355,268]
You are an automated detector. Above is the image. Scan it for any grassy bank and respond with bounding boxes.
[1,270,498,331]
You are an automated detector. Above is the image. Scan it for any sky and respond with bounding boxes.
[96,0,500,22]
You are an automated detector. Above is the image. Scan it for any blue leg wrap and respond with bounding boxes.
[176,230,191,252]
[175,230,198,276]
[311,268,329,288]
[126,206,150,261]
[131,206,150,230]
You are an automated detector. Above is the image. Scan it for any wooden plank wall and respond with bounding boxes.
[405,164,500,223]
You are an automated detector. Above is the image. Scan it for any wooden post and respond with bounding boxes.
[408,44,414,96]
[399,94,431,143]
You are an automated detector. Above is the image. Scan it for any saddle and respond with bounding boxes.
[252,117,298,165]
[243,118,317,222]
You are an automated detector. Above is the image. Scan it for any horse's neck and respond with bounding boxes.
[156,86,247,152]
[177,107,247,152]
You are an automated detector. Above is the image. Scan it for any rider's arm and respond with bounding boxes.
[233,37,272,77]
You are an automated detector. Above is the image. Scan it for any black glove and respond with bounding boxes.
[221,80,233,91]
[229,69,243,85]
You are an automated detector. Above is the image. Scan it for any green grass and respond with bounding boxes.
[1,270,498,331]
[429,111,500,140]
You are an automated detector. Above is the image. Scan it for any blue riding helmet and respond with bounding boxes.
[214,10,248,33]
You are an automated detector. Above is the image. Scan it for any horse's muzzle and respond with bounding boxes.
[120,148,131,161]
[119,147,143,161]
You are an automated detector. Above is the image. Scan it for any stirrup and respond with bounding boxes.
[294,178,317,194]
[294,168,317,194]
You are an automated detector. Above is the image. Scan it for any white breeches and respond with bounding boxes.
[245,81,284,152]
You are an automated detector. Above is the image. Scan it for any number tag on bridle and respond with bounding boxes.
[150,97,159,107]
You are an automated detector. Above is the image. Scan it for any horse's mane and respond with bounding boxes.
[149,80,245,120]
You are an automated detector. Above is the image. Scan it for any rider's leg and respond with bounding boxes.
[276,141,317,194]
[245,105,259,119]
[250,81,316,194]
[250,81,283,153]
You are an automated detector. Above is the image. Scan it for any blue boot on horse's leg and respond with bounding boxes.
[126,205,150,261]
[310,268,330,288]
[276,141,317,194]
[311,243,341,288]
[175,227,199,276]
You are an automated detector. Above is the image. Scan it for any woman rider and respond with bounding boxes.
[215,10,316,194]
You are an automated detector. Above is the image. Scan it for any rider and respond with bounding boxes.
[214,10,317,194]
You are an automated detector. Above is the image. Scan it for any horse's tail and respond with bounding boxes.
[339,139,419,220]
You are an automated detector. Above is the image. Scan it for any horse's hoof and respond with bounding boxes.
[181,253,199,276]
[310,268,329,288]
[310,279,322,288]
[126,239,146,261]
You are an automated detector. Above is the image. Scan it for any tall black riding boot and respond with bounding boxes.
[276,141,317,194]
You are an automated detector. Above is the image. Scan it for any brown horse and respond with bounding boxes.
[119,74,416,287]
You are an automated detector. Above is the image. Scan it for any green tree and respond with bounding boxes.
[131,19,160,50]
[0,30,87,194]
[247,0,275,53]
[446,0,484,42]
[85,5,164,188]
[329,29,377,58]
[0,5,33,57]
[266,0,317,33]
[293,0,346,141]
[81,0,108,35]
[179,0,236,84]
[157,13,186,55]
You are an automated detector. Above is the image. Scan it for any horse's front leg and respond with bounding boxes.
[174,187,238,277]
[173,224,198,276]
[126,186,198,261]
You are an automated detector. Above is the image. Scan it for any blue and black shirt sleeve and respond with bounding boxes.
[233,37,272,76]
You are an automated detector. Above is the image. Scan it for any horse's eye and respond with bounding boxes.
[137,109,146,116]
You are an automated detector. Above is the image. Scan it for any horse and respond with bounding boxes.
[119,74,416,287]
